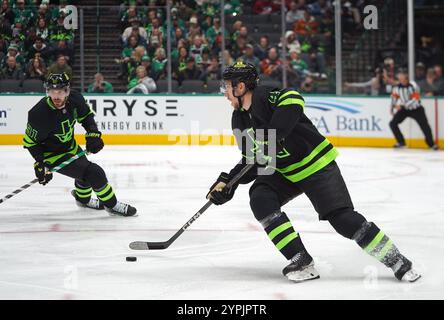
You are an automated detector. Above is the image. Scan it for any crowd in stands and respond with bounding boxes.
[0,0,76,90]
[116,0,354,94]
[345,34,444,96]
[1,0,443,96]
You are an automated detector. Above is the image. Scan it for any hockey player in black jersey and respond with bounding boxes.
[23,73,137,217]
[207,62,420,282]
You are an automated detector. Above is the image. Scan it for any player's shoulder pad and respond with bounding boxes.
[28,96,50,117]
[68,89,86,103]
[277,87,304,99]
[251,85,275,106]
[275,88,305,105]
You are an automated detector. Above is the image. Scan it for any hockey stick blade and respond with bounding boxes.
[129,241,170,250]
[129,164,255,250]
[128,201,212,250]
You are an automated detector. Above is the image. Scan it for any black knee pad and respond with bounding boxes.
[83,162,108,190]
[327,208,367,239]
[249,184,281,221]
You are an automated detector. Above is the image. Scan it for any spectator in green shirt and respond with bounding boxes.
[200,2,219,18]
[224,0,242,16]
[205,17,228,49]
[13,0,34,27]
[170,8,186,32]
[121,35,139,59]
[49,12,74,44]
[87,73,114,93]
[289,49,309,79]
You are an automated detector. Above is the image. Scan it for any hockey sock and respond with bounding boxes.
[74,181,92,204]
[94,183,117,208]
[261,212,307,260]
[353,222,411,276]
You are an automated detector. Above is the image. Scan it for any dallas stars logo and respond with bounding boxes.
[55,119,76,143]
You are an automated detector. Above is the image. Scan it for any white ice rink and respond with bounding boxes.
[0,145,443,300]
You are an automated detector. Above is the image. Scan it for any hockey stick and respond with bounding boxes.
[129,163,255,250]
[0,150,87,205]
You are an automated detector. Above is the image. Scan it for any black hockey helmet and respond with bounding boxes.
[222,61,258,91]
[45,72,71,90]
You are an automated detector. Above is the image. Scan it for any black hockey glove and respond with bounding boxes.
[206,172,237,205]
[85,131,104,154]
[34,161,52,185]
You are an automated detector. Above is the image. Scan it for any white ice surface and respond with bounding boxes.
[0,145,443,300]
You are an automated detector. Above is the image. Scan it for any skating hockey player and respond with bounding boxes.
[207,61,420,283]
[23,73,137,217]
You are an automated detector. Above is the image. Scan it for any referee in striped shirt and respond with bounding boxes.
[389,69,438,150]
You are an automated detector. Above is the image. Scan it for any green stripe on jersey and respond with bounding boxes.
[277,139,331,174]
[277,98,305,108]
[280,148,339,183]
[277,90,302,102]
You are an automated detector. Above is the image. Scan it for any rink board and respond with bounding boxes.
[0,94,442,148]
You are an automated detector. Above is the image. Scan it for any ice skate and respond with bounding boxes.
[392,255,421,282]
[71,190,104,210]
[393,142,406,149]
[106,201,137,217]
[283,251,320,282]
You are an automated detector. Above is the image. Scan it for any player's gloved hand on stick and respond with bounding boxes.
[34,161,52,185]
[85,131,104,154]
[206,172,237,205]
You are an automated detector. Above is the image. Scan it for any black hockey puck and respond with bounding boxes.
[126,256,137,262]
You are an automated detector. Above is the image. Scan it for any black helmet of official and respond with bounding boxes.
[223,61,258,90]
[45,72,71,90]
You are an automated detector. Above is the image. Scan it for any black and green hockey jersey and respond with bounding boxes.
[23,90,97,165]
[229,86,338,183]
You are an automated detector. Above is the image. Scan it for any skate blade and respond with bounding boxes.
[286,267,320,283]
[75,201,104,211]
[402,269,422,282]
[108,212,138,217]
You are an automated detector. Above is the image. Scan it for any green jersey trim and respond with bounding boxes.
[277,97,305,108]
[46,97,56,110]
[23,134,37,148]
[43,141,79,165]
[275,143,339,183]
[277,139,331,174]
